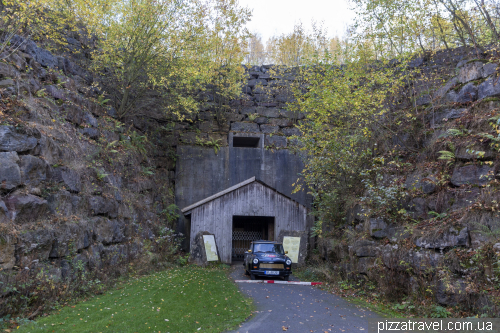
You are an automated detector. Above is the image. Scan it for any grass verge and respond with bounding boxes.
[17,265,253,333]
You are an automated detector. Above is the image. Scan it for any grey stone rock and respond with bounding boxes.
[455,145,495,160]
[242,85,252,94]
[408,197,427,218]
[256,102,278,107]
[230,122,260,132]
[79,127,99,140]
[89,196,118,218]
[4,194,49,223]
[190,231,220,266]
[48,190,74,216]
[264,135,287,148]
[20,155,47,187]
[260,124,280,134]
[83,112,98,127]
[259,108,281,118]
[434,77,458,99]
[387,226,411,242]
[240,107,258,115]
[247,79,267,87]
[269,118,293,127]
[415,226,468,249]
[451,164,493,186]
[62,104,84,125]
[0,237,15,269]
[0,79,14,88]
[280,110,303,119]
[0,126,38,152]
[254,94,274,103]
[357,257,376,274]
[450,188,480,211]
[457,82,478,103]
[16,228,54,261]
[0,62,17,78]
[416,94,431,106]
[252,85,269,94]
[405,171,437,194]
[408,57,424,68]
[458,61,483,83]
[369,218,388,238]
[281,127,301,137]
[275,94,294,103]
[0,200,8,224]
[478,76,500,100]
[445,90,459,103]
[482,62,498,78]
[45,85,68,100]
[410,250,443,271]
[179,132,198,144]
[25,42,58,68]
[107,107,117,118]
[254,117,268,125]
[429,108,467,128]
[224,112,244,122]
[0,151,21,190]
[467,212,500,248]
[353,240,378,257]
[437,278,467,306]
[93,217,124,245]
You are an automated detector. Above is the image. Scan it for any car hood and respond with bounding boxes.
[254,253,288,262]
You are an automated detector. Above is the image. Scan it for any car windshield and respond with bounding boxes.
[253,243,284,254]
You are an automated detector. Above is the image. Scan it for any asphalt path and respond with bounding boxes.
[226,262,381,333]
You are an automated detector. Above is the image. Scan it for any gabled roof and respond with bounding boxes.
[181,176,305,214]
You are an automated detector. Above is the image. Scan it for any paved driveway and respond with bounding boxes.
[227,263,381,333]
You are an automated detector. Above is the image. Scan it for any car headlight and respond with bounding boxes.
[253,258,259,264]
[286,259,292,265]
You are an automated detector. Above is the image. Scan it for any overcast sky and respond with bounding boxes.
[238,0,356,43]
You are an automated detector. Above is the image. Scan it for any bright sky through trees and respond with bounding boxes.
[238,0,355,42]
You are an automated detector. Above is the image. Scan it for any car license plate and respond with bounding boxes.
[265,271,279,275]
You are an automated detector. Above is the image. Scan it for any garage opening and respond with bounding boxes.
[232,215,275,261]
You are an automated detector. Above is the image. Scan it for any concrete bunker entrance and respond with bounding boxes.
[232,215,275,261]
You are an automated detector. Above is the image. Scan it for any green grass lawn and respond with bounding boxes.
[18,266,253,333]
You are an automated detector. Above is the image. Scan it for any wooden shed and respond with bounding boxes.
[181,177,309,264]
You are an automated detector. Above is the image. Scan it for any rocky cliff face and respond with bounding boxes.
[317,48,500,316]
[0,36,179,315]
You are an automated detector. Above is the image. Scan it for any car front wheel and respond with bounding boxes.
[250,273,256,280]
[283,275,289,281]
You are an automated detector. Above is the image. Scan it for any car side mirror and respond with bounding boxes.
[285,251,288,254]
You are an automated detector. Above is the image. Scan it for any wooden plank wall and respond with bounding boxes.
[189,182,308,263]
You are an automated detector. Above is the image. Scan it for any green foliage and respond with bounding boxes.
[438,142,456,165]
[161,203,179,226]
[195,136,222,154]
[141,166,155,176]
[94,167,109,181]
[430,305,451,318]
[96,94,110,106]
[247,113,259,121]
[439,128,470,138]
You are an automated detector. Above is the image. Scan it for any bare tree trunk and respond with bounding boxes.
[474,0,500,40]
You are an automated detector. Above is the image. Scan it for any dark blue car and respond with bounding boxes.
[243,240,292,281]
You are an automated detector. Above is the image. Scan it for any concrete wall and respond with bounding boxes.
[175,142,312,248]
[185,181,308,263]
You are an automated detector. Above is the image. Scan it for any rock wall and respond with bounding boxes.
[318,49,500,315]
[0,35,177,315]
